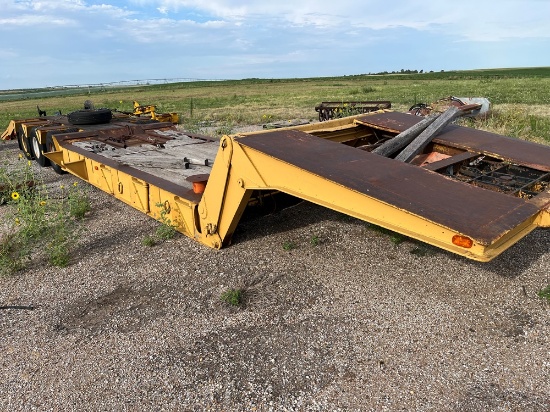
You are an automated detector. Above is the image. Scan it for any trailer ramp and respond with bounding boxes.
[203,126,549,261]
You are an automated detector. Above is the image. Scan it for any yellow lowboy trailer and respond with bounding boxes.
[3,110,549,261]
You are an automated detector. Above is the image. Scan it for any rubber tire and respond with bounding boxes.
[45,127,80,175]
[18,126,35,160]
[31,130,50,167]
[67,108,112,125]
[15,125,24,151]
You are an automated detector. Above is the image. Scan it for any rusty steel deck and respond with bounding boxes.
[236,129,544,247]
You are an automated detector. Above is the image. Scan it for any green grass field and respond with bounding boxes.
[2,67,550,143]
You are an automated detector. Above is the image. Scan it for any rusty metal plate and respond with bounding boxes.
[355,112,420,133]
[238,129,540,245]
[356,112,550,172]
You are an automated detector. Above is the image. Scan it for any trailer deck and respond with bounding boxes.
[70,131,218,191]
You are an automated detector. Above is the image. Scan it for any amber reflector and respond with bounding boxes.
[452,234,473,248]
[192,181,207,194]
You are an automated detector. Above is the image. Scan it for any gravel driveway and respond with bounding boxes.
[1,138,549,411]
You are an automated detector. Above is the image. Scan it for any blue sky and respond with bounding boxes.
[1,0,549,89]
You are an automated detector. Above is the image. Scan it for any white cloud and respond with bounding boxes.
[147,0,550,40]
[0,14,77,26]
[0,0,548,89]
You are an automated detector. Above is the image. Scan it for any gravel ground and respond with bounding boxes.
[1,137,549,411]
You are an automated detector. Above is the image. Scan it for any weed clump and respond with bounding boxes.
[221,288,243,306]
[0,159,90,275]
[154,202,177,240]
[68,182,91,219]
[310,235,321,246]
[538,285,550,302]
[282,240,296,251]
[141,203,179,247]
[141,235,157,247]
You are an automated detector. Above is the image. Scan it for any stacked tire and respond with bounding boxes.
[67,108,112,125]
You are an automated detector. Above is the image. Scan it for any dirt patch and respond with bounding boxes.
[158,318,358,406]
[58,284,171,334]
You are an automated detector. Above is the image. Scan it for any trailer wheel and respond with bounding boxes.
[18,127,35,160]
[45,132,66,174]
[15,125,24,151]
[67,108,112,125]
[30,130,50,167]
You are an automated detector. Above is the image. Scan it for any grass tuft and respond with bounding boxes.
[221,288,243,306]
[310,235,321,246]
[141,235,157,247]
[154,202,178,241]
[282,240,296,251]
[537,285,550,302]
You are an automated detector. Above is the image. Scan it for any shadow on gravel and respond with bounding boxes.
[232,200,357,245]
[0,141,19,153]
[235,199,549,283]
[471,230,550,279]
[69,224,156,262]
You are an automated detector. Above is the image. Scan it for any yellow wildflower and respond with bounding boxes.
[27,160,31,166]
[40,200,46,206]
[15,218,20,225]
[11,192,20,200]
[18,153,23,159]
[73,182,78,187]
